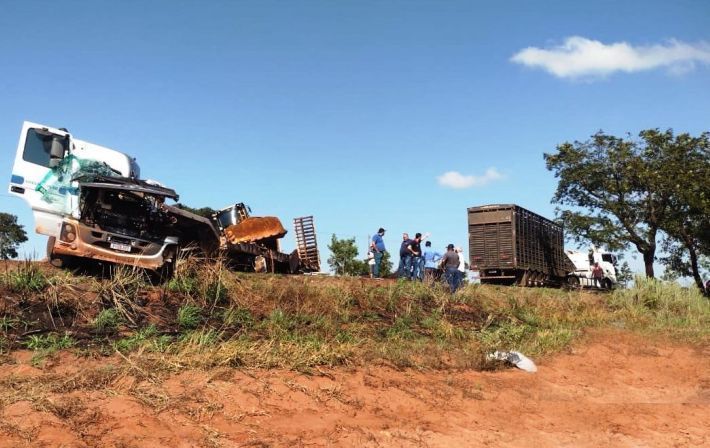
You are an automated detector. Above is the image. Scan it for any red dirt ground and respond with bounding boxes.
[1,329,707,447]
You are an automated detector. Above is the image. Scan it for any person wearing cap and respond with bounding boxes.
[370,228,386,278]
[439,244,461,293]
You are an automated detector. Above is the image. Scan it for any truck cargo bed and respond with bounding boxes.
[468,204,574,286]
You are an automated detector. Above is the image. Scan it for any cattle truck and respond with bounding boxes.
[467,204,617,288]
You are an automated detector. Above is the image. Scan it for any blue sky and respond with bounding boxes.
[2,0,709,274]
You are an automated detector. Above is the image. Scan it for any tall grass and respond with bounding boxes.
[97,265,147,326]
[3,260,707,371]
[609,276,709,340]
[1,260,48,293]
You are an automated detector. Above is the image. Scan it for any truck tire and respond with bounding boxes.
[46,236,63,268]
[603,278,613,290]
[567,275,580,288]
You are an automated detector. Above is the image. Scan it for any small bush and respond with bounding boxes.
[222,307,254,329]
[114,325,158,352]
[167,275,200,295]
[385,316,417,340]
[177,305,202,330]
[93,309,122,333]
[26,332,75,352]
[0,316,20,332]
[180,328,220,347]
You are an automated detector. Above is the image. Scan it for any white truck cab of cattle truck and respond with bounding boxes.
[566,247,618,289]
[9,121,139,239]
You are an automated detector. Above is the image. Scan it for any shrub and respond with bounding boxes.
[177,305,202,330]
[93,308,122,333]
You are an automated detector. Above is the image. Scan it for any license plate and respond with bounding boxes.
[110,242,132,252]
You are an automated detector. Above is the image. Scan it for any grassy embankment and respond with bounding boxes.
[0,259,707,371]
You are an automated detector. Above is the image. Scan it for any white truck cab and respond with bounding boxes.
[566,248,618,289]
[7,122,185,271]
[9,121,139,239]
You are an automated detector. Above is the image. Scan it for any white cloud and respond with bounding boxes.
[437,168,504,189]
[511,36,710,79]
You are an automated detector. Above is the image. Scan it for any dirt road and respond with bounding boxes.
[1,329,707,447]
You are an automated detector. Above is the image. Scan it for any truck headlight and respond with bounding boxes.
[61,223,77,242]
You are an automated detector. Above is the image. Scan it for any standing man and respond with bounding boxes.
[397,233,412,278]
[370,228,386,278]
[592,262,604,288]
[439,244,460,293]
[422,241,442,281]
[408,233,423,280]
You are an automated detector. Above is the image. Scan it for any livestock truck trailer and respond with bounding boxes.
[467,204,618,288]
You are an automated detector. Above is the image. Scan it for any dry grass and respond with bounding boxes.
[1,261,708,375]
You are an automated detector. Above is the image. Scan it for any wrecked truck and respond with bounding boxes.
[8,121,320,274]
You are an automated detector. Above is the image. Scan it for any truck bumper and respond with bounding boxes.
[51,218,177,270]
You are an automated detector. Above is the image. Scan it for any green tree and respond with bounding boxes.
[174,203,218,219]
[616,261,634,288]
[545,129,708,278]
[0,213,28,260]
[647,129,710,291]
[327,234,364,276]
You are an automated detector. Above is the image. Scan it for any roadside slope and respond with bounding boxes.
[0,329,707,447]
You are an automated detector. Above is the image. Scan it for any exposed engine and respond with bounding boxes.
[79,187,175,241]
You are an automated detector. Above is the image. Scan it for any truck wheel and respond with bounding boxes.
[46,236,63,268]
[603,278,613,290]
[567,275,580,288]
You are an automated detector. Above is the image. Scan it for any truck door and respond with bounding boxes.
[9,122,74,237]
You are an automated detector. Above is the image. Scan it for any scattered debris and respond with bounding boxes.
[488,350,538,373]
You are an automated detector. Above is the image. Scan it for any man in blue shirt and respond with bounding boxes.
[422,241,442,281]
[370,227,386,278]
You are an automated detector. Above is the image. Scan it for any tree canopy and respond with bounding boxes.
[545,129,709,286]
[327,234,366,276]
[0,213,28,260]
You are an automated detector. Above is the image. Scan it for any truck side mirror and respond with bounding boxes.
[48,136,67,168]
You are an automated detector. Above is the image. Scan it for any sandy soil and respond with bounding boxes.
[0,329,707,448]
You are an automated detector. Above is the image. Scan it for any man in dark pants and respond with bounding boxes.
[439,244,460,293]
[370,228,386,278]
[423,241,442,281]
[408,233,423,280]
[592,262,604,288]
[397,233,412,278]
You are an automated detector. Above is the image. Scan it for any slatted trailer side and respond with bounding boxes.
[468,204,572,286]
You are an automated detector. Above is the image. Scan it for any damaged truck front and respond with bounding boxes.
[8,122,320,274]
[8,121,216,272]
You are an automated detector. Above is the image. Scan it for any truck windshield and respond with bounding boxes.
[22,129,65,167]
[602,253,615,264]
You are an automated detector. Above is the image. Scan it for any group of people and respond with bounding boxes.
[368,228,466,293]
